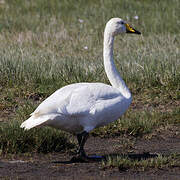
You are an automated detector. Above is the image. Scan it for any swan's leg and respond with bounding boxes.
[74,131,103,161]
[77,131,89,157]
[77,133,82,146]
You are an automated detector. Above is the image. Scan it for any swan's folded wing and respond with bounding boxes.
[30,83,120,118]
[65,86,96,116]
[65,84,120,117]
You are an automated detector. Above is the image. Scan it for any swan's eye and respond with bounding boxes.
[117,21,124,25]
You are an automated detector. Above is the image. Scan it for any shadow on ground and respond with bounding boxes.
[52,152,158,164]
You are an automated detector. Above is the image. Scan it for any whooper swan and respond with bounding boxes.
[21,18,141,159]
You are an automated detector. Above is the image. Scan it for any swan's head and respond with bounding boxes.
[105,18,141,36]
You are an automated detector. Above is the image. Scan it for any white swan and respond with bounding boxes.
[21,18,141,159]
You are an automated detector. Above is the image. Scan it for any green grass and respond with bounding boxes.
[0,121,75,154]
[0,0,179,154]
[102,154,180,171]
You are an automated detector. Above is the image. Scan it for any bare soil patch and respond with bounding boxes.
[0,126,180,179]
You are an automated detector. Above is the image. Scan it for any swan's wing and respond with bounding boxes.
[30,83,95,118]
[31,83,120,118]
[65,84,120,116]
[65,86,96,116]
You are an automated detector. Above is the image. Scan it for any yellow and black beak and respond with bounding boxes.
[125,23,141,34]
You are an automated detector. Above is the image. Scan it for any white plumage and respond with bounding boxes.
[21,18,141,158]
[21,83,130,132]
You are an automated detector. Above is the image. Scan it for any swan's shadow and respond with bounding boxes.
[52,152,158,164]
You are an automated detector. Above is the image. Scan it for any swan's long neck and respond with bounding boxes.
[103,30,131,99]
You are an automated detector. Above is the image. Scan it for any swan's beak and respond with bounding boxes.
[125,23,141,34]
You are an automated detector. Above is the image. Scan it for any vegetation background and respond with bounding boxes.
[0,0,179,169]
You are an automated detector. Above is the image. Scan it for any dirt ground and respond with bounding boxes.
[0,126,180,180]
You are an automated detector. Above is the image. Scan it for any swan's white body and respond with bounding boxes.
[21,82,131,133]
[21,18,140,135]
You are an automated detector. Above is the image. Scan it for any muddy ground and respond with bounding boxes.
[0,126,180,180]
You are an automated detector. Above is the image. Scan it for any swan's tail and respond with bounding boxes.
[20,115,48,130]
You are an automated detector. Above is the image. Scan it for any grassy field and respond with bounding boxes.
[0,0,180,170]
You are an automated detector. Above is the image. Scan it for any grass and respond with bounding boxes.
[0,121,75,154]
[102,153,180,171]
[0,0,179,154]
